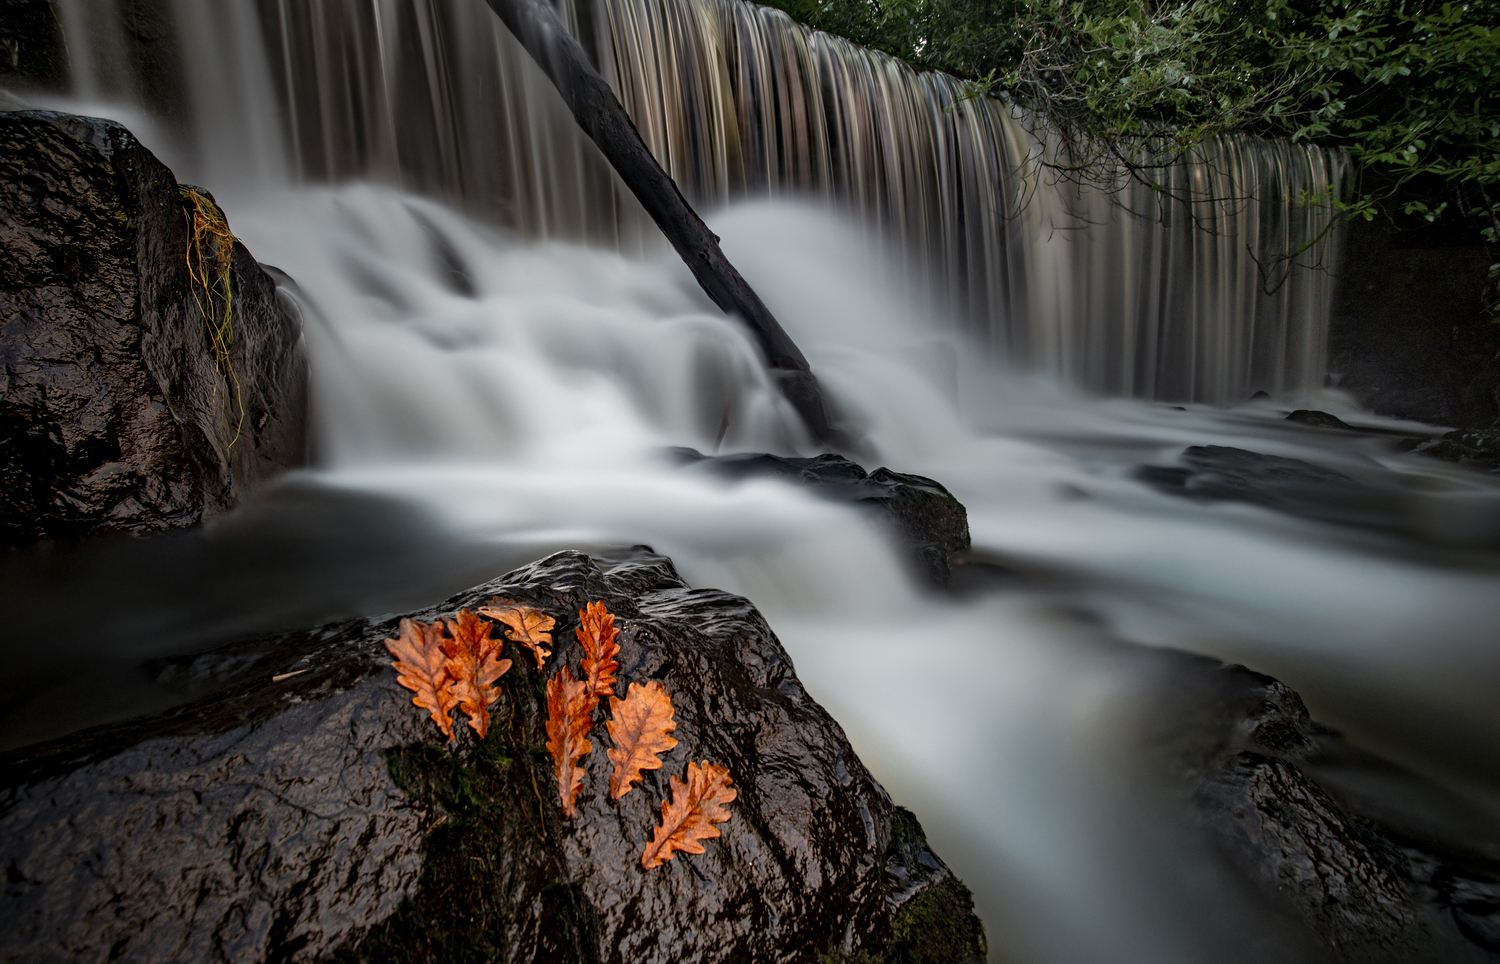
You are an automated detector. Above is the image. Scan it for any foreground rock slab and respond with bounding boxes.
[0,110,307,549]
[0,548,986,964]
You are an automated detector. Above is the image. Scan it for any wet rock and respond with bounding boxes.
[665,448,971,585]
[1286,410,1354,430]
[0,110,308,549]
[1135,445,1407,533]
[1144,654,1500,964]
[0,548,985,964]
[1410,429,1500,474]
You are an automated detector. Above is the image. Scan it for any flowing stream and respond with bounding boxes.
[7,1,1500,962]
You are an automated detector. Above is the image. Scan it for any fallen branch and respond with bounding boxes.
[479,0,834,443]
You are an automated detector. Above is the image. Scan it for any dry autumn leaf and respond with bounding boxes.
[546,665,594,817]
[443,608,512,739]
[479,598,554,670]
[641,761,736,869]
[606,681,678,800]
[385,617,459,742]
[577,601,620,700]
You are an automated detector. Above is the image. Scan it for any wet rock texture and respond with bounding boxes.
[1150,655,1500,964]
[667,448,971,584]
[1409,429,1500,475]
[0,110,307,549]
[1134,443,1500,548]
[0,548,986,964]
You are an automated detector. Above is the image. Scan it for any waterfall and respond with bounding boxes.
[17,8,1500,964]
[32,0,1342,402]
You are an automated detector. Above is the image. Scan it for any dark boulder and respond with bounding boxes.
[1285,409,1353,430]
[665,448,971,585]
[0,548,986,964]
[1142,652,1500,964]
[0,110,307,549]
[1409,429,1500,475]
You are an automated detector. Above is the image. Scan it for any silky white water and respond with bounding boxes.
[210,187,1500,963]
[13,0,1500,959]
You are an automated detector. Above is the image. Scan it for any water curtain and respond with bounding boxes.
[51,0,1343,403]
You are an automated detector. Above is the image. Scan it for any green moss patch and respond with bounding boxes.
[326,673,598,964]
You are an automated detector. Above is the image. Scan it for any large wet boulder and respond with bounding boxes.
[0,548,986,964]
[1143,652,1500,964]
[666,448,971,585]
[0,110,307,549]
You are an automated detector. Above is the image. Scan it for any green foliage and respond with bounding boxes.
[763,0,1500,254]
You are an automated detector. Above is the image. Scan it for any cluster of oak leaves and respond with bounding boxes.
[384,598,735,870]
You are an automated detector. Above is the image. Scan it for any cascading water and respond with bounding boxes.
[8,2,1500,964]
[598,0,1343,402]
[37,0,1339,403]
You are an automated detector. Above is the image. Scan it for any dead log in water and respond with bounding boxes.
[479,0,834,443]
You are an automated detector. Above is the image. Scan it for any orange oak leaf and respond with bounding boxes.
[606,681,678,800]
[443,609,512,739]
[479,598,554,670]
[577,601,620,700]
[385,617,459,742]
[641,761,737,869]
[545,665,594,817]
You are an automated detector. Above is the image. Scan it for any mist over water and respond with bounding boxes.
[9,1,1500,961]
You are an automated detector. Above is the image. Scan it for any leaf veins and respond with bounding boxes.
[641,761,736,869]
[443,609,512,739]
[577,601,620,700]
[606,681,678,800]
[479,598,554,670]
[546,665,594,817]
[385,617,459,742]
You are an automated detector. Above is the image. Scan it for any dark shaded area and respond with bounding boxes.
[1135,445,1406,533]
[0,482,558,752]
[0,548,985,964]
[1142,652,1500,963]
[0,110,308,549]
[665,448,971,584]
[0,0,66,91]
[1329,216,1499,430]
[1134,441,1500,549]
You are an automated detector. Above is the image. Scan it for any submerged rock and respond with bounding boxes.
[665,448,971,585]
[1409,429,1500,475]
[1144,653,1500,964]
[0,110,308,549]
[0,548,985,964]
[1135,444,1414,535]
[1135,443,1500,547]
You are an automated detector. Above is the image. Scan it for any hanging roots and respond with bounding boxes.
[181,185,243,449]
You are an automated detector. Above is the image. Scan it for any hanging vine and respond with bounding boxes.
[180,186,244,449]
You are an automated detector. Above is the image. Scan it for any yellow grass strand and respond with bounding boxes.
[180,186,244,451]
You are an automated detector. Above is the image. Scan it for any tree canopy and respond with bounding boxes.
[765,0,1499,300]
